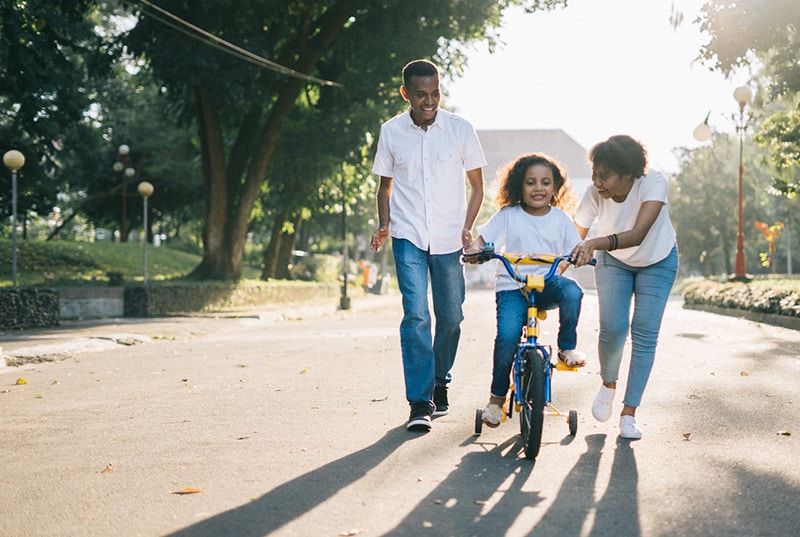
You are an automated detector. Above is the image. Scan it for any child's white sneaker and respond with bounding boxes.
[482,401,505,428]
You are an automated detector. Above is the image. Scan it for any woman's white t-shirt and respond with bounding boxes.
[573,169,676,267]
[478,205,582,292]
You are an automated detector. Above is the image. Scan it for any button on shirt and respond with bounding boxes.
[372,109,487,254]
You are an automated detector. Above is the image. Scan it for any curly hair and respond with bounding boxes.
[494,153,577,214]
[589,135,648,178]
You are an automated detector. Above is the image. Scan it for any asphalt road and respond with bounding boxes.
[1,287,799,537]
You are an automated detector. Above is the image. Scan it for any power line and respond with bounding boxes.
[137,0,343,88]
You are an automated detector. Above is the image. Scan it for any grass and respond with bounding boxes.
[0,238,260,287]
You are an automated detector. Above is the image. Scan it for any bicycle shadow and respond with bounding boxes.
[162,425,411,537]
[380,436,542,536]
[381,433,639,537]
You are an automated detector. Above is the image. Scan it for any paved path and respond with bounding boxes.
[1,289,799,537]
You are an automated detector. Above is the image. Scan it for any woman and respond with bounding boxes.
[570,135,678,440]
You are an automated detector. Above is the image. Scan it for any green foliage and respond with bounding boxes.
[671,134,781,277]
[698,0,800,95]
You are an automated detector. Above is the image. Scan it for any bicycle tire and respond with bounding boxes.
[520,347,547,460]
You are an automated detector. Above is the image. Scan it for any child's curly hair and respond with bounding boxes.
[494,153,577,214]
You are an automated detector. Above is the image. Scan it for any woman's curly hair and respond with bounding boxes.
[494,153,577,214]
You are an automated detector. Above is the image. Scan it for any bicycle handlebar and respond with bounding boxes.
[462,242,596,285]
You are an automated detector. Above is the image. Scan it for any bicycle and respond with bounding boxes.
[464,242,594,460]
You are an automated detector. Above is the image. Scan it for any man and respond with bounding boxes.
[370,59,486,432]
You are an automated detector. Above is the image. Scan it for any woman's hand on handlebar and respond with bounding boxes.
[569,241,595,267]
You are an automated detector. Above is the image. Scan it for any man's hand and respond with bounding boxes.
[461,228,473,250]
[370,227,390,252]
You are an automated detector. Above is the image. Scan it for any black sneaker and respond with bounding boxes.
[407,402,432,431]
[433,385,449,417]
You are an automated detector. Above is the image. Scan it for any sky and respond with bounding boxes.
[445,0,749,174]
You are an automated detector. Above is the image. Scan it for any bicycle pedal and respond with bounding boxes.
[555,361,579,372]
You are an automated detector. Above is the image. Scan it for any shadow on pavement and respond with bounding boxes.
[381,433,640,537]
[163,425,410,537]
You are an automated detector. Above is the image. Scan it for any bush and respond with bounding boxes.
[683,279,800,317]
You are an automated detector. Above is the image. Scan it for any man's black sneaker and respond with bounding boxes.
[433,385,449,417]
[407,402,432,431]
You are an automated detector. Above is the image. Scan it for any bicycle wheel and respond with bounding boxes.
[520,347,547,460]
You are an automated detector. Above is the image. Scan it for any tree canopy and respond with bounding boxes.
[123,0,567,280]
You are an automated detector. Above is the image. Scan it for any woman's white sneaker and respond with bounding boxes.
[591,385,615,422]
[619,415,642,439]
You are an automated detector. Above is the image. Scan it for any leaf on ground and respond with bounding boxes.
[300,368,310,374]
[740,371,749,376]
[777,431,791,436]
[682,433,692,440]
[338,530,362,536]
[15,378,27,385]
[101,463,114,473]
[172,487,204,495]
[371,396,388,402]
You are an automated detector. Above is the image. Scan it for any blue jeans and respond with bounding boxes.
[490,275,584,397]
[594,246,678,408]
[392,238,465,406]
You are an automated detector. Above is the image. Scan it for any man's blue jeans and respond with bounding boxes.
[490,275,583,397]
[594,246,678,408]
[392,238,465,405]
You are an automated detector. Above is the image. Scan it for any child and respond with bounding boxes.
[465,153,586,428]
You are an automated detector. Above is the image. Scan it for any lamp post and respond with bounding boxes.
[732,85,752,281]
[692,86,752,281]
[114,145,136,242]
[137,181,154,285]
[3,150,25,288]
[339,171,350,310]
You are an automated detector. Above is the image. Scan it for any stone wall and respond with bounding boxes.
[0,289,60,330]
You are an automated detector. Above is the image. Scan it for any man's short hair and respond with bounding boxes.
[402,59,439,88]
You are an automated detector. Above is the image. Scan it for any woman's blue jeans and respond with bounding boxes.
[392,238,465,405]
[490,275,583,398]
[594,246,678,408]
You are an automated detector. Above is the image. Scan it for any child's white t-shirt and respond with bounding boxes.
[574,169,676,267]
[478,205,582,292]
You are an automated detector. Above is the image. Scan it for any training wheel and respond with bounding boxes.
[568,409,578,436]
[475,408,483,435]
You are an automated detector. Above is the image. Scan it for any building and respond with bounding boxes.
[477,129,592,197]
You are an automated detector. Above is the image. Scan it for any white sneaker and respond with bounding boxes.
[592,385,615,422]
[619,415,642,439]
[482,402,505,428]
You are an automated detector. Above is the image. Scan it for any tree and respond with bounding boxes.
[698,1,800,96]
[0,0,118,236]
[124,0,567,280]
[671,135,776,277]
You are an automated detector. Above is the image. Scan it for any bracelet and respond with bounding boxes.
[608,233,618,251]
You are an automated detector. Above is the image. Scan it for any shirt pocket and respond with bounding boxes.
[393,152,414,183]
[437,149,462,178]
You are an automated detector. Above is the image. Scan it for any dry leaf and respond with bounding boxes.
[777,431,791,436]
[101,463,114,473]
[16,378,27,385]
[422,521,433,528]
[172,487,204,495]
[740,371,749,376]
[300,368,310,374]
[682,433,692,440]
[338,530,362,536]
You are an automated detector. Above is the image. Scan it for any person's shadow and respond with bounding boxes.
[380,436,543,536]
[164,426,411,537]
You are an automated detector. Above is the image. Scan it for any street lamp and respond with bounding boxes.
[114,144,136,242]
[4,149,25,288]
[692,86,752,281]
[137,181,154,285]
[732,85,752,281]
